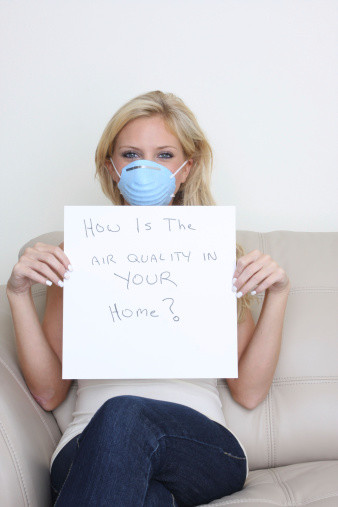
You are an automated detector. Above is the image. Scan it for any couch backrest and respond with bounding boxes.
[222,230,338,470]
[22,230,338,471]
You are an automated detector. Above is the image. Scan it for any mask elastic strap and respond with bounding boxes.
[169,159,189,179]
[110,158,121,179]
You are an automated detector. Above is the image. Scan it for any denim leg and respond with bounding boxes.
[50,435,79,505]
[153,433,246,505]
[52,443,177,506]
[144,479,178,506]
[52,395,247,506]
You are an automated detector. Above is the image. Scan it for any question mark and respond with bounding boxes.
[162,298,180,322]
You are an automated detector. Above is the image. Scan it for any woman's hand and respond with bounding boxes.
[7,243,72,296]
[232,249,290,298]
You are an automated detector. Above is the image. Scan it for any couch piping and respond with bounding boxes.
[32,284,338,297]
[217,376,338,387]
[256,229,272,473]
[289,287,338,293]
[273,380,338,386]
[0,356,58,446]
[258,232,265,257]
[207,500,283,505]
[271,388,278,468]
[269,389,276,468]
[0,418,29,506]
[269,468,295,505]
[265,390,272,468]
[302,491,338,505]
[206,491,338,505]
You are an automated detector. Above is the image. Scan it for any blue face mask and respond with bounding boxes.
[109,157,189,206]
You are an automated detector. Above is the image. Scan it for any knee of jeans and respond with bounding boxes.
[220,428,247,461]
[96,395,153,426]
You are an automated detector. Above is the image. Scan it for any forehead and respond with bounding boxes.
[116,116,180,148]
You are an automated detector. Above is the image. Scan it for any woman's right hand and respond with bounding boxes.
[7,242,72,296]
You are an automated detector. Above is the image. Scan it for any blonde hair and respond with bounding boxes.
[95,90,258,323]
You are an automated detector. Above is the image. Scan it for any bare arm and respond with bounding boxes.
[226,248,291,409]
[6,242,72,411]
[227,284,290,409]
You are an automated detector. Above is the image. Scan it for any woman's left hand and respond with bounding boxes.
[232,249,290,297]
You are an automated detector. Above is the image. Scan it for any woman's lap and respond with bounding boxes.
[51,435,79,504]
[51,395,247,506]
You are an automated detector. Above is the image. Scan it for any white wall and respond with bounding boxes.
[1,0,337,285]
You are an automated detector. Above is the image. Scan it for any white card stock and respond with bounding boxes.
[62,205,238,379]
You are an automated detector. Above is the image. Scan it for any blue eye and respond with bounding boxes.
[159,152,173,159]
[122,151,138,158]
[122,151,173,159]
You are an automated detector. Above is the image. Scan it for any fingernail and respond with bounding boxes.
[46,280,52,286]
[58,280,64,287]
[68,265,73,271]
[236,292,243,298]
[232,285,238,292]
[64,271,71,279]
[251,290,257,295]
[232,277,237,285]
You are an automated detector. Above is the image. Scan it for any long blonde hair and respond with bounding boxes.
[95,90,258,323]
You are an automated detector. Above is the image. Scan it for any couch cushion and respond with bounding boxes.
[221,231,338,470]
[203,461,338,506]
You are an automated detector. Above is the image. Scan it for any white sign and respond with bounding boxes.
[63,205,238,379]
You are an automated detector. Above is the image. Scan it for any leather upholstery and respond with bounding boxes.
[1,230,337,506]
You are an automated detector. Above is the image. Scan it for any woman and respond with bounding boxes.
[6,90,290,506]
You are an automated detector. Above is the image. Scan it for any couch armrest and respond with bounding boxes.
[0,285,62,507]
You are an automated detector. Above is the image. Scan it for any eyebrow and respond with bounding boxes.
[119,145,178,150]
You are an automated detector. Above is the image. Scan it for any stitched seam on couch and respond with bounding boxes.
[31,286,47,297]
[272,468,296,505]
[264,394,270,468]
[203,491,338,505]
[267,389,274,469]
[273,381,338,386]
[203,497,285,505]
[31,282,338,302]
[0,418,29,506]
[273,376,338,382]
[303,491,338,505]
[259,232,266,257]
[288,287,338,292]
[33,284,338,295]
[0,356,58,446]
[217,375,338,392]
[271,386,277,469]
[33,282,338,294]
[219,379,338,389]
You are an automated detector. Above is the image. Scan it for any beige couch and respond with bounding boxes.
[1,230,337,506]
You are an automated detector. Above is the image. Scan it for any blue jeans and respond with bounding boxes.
[50,395,247,506]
